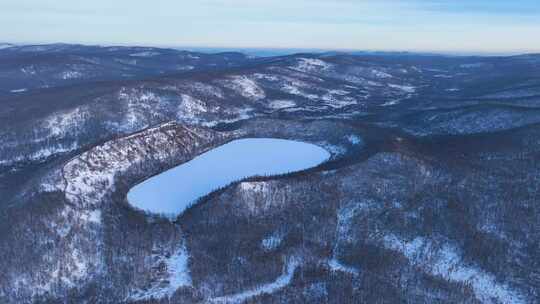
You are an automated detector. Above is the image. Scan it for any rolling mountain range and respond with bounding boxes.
[0,44,539,303]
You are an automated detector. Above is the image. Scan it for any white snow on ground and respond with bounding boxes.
[366,80,382,87]
[424,68,447,73]
[210,258,299,304]
[203,107,256,127]
[322,92,356,108]
[10,88,27,93]
[319,142,347,157]
[336,204,361,242]
[381,99,401,106]
[293,58,333,73]
[253,73,280,81]
[167,245,192,289]
[371,69,393,79]
[177,94,208,122]
[60,70,83,80]
[39,174,63,192]
[434,74,453,78]
[328,258,359,276]
[239,181,269,194]
[1,142,79,168]
[113,87,165,131]
[345,135,362,145]
[268,100,296,110]
[281,82,319,100]
[129,244,192,301]
[84,210,102,224]
[176,65,194,71]
[381,95,413,106]
[327,89,349,96]
[21,66,37,75]
[383,235,526,304]
[44,106,89,137]
[224,76,266,100]
[62,122,217,208]
[261,231,284,251]
[388,84,416,93]
[29,142,79,162]
[460,63,486,69]
[115,58,138,65]
[282,106,323,114]
[188,82,225,99]
[130,51,161,57]
[12,203,105,298]
[327,204,362,278]
[446,88,460,92]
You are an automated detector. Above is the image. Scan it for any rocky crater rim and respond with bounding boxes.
[127,138,331,216]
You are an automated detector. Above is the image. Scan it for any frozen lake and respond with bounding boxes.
[127,138,330,215]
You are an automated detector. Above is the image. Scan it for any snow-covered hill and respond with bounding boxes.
[1,44,540,304]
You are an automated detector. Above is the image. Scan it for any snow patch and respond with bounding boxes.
[282,83,318,100]
[328,258,359,276]
[434,74,453,78]
[83,210,102,224]
[130,51,161,57]
[240,181,269,193]
[261,231,284,251]
[253,73,280,81]
[371,69,393,79]
[268,100,296,110]
[21,66,37,75]
[345,135,362,145]
[225,76,266,100]
[177,94,208,123]
[176,65,194,71]
[460,63,486,69]
[319,143,346,157]
[322,92,356,108]
[11,141,80,165]
[293,58,333,73]
[60,70,83,80]
[383,235,526,304]
[210,258,299,304]
[388,84,416,93]
[44,106,90,138]
[129,244,191,301]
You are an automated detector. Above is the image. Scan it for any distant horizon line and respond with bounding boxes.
[2,40,539,57]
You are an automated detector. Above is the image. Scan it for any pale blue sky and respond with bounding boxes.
[1,0,539,53]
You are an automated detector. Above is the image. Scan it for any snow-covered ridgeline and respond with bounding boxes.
[292,58,333,73]
[61,122,225,207]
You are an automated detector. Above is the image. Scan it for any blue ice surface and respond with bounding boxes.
[127,138,330,216]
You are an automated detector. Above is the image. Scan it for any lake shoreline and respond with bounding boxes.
[127,138,330,215]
